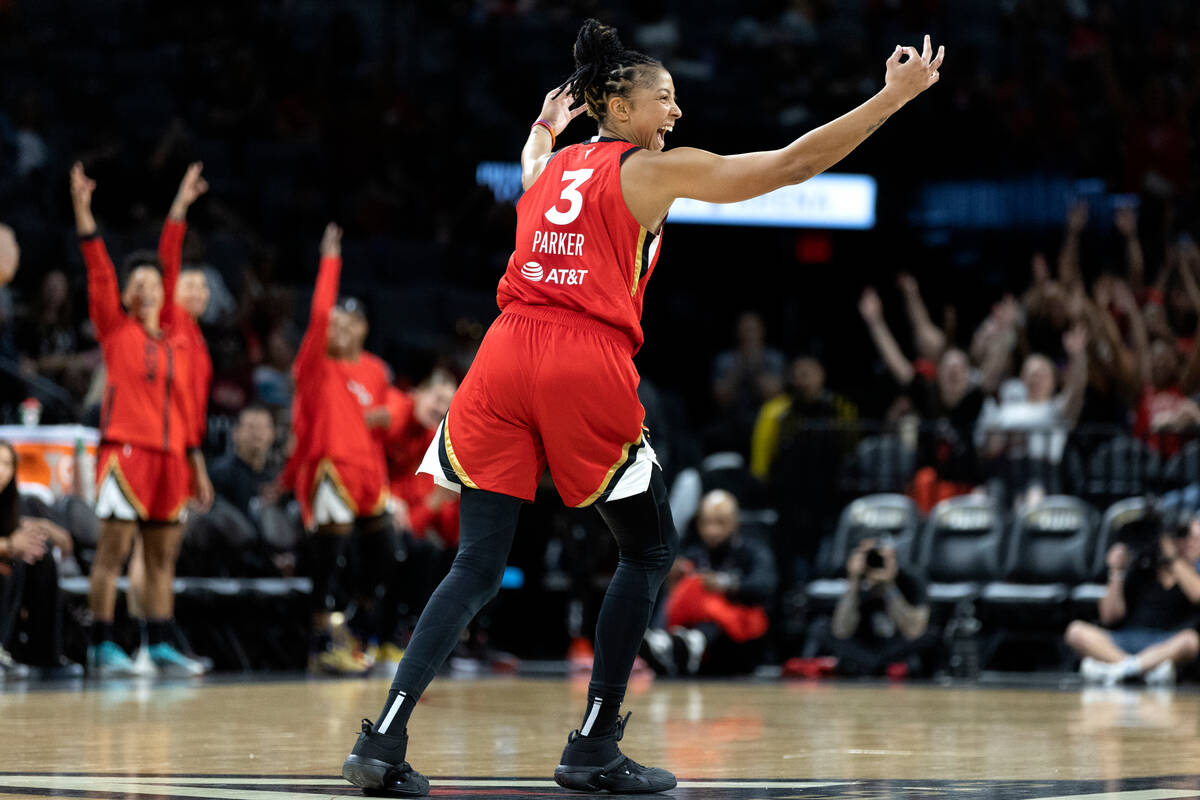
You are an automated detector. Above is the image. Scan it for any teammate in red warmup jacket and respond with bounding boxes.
[382,369,459,547]
[70,162,214,678]
[125,163,217,676]
[284,223,395,675]
[344,20,945,797]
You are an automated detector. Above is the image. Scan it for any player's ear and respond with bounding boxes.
[607,94,628,122]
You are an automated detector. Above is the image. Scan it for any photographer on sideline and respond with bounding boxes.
[824,538,936,677]
[1065,513,1200,686]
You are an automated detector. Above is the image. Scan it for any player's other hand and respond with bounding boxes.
[320,223,342,258]
[363,406,391,430]
[70,162,96,209]
[538,86,587,138]
[884,34,945,103]
[175,162,209,209]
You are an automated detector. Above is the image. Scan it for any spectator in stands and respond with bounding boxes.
[976,324,1089,506]
[642,490,775,676]
[0,440,77,677]
[192,402,296,573]
[0,224,21,417]
[859,285,997,507]
[1065,513,1200,686]
[209,404,279,521]
[1125,243,1200,452]
[15,269,97,402]
[710,311,786,453]
[823,537,936,677]
[751,354,856,587]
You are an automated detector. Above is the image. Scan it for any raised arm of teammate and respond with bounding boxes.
[159,162,208,327]
[294,223,343,378]
[71,162,123,341]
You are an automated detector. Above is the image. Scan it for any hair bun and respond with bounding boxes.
[573,18,625,70]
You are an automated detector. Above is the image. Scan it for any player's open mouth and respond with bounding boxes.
[656,126,672,148]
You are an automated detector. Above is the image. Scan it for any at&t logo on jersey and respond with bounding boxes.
[521,261,589,286]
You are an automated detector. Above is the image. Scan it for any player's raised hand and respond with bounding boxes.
[884,34,945,103]
[320,223,343,258]
[171,162,209,216]
[539,86,587,137]
[70,162,98,235]
[70,162,96,210]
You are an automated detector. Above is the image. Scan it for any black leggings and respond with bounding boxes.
[376,467,678,732]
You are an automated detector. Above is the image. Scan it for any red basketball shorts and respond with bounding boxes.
[294,457,389,530]
[94,442,190,523]
[419,303,659,507]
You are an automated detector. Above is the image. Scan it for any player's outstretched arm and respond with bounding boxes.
[70,161,98,237]
[72,162,122,339]
[635,36,944,208]
[161,162,208,326]
[521,87,587,191]
[294,223,343,374]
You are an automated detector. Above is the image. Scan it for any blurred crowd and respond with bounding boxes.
[2,0,1200,680]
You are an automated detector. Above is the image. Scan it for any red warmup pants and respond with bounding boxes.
[666,575,768,643]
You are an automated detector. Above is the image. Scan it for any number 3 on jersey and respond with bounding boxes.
[544,169,594,226]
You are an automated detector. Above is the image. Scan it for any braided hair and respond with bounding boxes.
[561,19,662,123]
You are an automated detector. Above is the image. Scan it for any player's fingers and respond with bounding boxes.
[901,46,920,63]
[921,34,932,63]
[931,45,945,70]
[569,104,587,120]
[886,45,902,65]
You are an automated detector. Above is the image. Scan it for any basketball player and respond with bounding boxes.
[126,162,214,676]
[380,369,459,546]
[344,20,944,796]
[284,223,395,675]
[70,162,214,677]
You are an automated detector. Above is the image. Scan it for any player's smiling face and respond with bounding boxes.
[122,266,164,325]
[608,69,681,152]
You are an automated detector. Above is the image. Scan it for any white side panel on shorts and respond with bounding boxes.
[313,477,355,526]
[417,418,463,495]
[606,438,660,502]
[95,473,138,521]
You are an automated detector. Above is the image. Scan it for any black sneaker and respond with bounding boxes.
[342,718,430,797]
[553,712,676,794]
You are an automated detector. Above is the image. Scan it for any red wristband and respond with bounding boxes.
[531,119,555,148]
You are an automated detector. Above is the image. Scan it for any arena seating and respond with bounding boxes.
[806,494,921,608]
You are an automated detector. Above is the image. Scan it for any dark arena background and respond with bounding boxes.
[4,1,1200,799]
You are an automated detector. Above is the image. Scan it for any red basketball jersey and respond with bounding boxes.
[497,137,663,353]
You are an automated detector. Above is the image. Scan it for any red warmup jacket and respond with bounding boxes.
[384,388,459,545]
[81,234,197,455]
[282,253,390,489]
[158,219,211,447]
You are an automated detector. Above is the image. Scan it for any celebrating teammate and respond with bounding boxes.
[126,162,215,676]
[344,19,944,796]
[283,223,396,675]
[71,162,214,677]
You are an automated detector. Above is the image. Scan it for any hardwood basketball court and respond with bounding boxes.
[4,675,1200,799]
